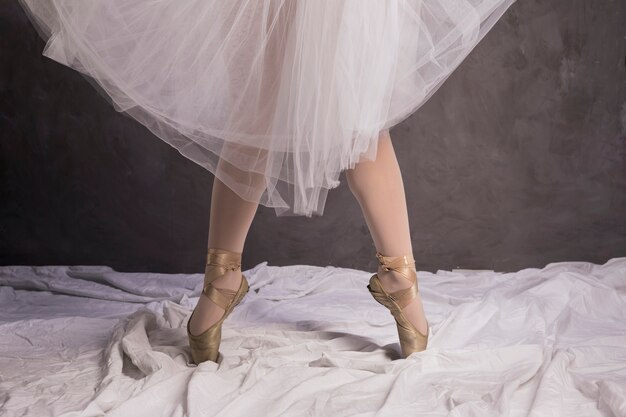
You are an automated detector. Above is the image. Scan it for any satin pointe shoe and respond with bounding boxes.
[187,247,249,364]
[367,251,429,358]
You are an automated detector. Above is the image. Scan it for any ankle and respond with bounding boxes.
[377,267,413,290]
[210,269,242,289]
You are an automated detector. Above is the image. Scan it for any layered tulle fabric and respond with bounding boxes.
[19,0,516,217]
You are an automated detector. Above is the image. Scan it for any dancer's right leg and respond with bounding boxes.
[188,173,260,336]
[345,130,428,337]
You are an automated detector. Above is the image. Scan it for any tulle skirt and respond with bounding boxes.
[19,0,516,217]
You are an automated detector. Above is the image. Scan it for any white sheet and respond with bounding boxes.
[1,258,625,417]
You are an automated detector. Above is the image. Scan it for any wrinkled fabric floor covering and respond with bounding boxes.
[1,258,625,417]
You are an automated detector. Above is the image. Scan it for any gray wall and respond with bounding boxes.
[1,0,624,274]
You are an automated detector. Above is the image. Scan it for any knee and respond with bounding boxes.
[345,167,366,200]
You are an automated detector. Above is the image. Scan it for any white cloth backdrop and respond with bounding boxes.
[1,257,625,416]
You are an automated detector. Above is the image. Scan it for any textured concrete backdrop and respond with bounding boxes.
[1,0,624,273]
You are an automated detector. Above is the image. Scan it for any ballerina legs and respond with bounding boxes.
[187,129,429,363]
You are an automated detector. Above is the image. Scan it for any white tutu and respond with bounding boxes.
[19,0,516,217]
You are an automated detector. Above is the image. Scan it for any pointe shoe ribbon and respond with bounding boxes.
[367,251,428,358]
[202,249,243,310]
[187,248,249,364]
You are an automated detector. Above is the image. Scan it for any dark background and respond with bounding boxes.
[1,0,624,274]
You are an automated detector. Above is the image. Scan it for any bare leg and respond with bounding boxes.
[345,129,428,335]
[188,172,260,335]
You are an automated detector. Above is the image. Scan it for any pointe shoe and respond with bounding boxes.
[187,247,249,364]
[367,251,429,358]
